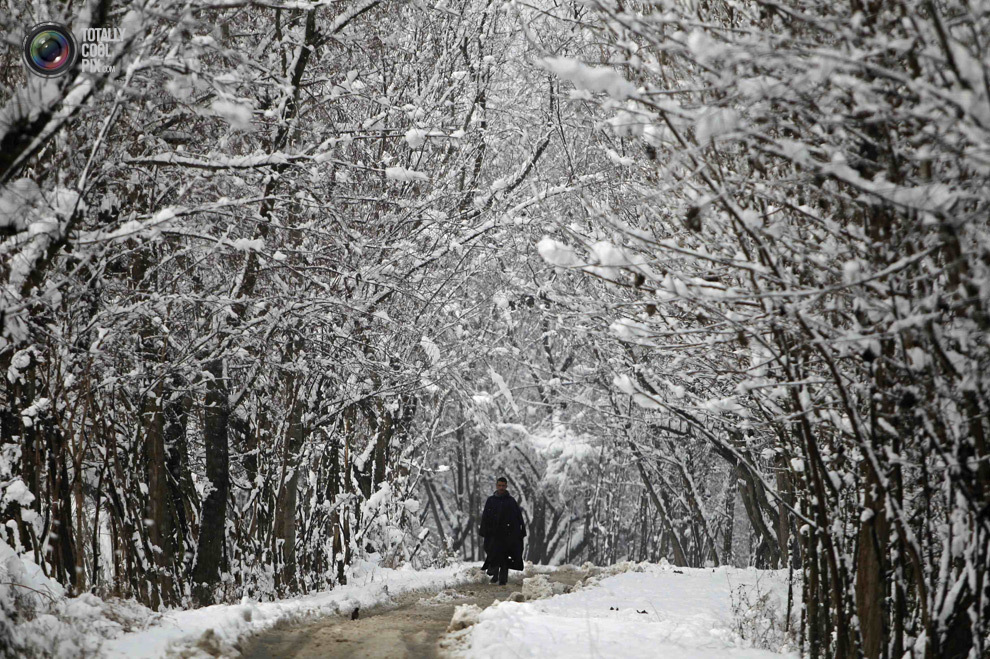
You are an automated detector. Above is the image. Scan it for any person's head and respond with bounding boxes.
[495,476,507,494]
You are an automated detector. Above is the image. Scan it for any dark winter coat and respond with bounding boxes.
[479,491,526,572]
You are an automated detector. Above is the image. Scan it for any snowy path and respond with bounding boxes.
[242,567,586,658]
[99,563,483,657]
[448,564,799,659]
[241,582,494,658]
[95,562,794,658]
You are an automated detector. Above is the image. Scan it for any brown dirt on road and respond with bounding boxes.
[241,567,585,659]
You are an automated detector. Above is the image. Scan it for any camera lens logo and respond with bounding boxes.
[22,22,78,78]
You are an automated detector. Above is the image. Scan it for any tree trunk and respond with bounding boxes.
[855,462,888,658]
[274,383,305,594]
[722,467,738,565]
[737,465,782,568]
[165,392,195,572]
[45,418,77,591]
[191,359,230,606]
[144,377,173,609]
[628,441,687,566]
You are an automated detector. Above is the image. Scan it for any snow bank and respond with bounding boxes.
[521,574,556,600]
[453,563,798,659]
[0,539,151,658]
[0,549,483,659]
[446,603,483,632]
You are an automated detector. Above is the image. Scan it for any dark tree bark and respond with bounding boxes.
[722,467,738,564]
[191,359,230,606]
[45,420,77,591]
[628,441,687,566]
[0,353,39,558]
[854,467,887,659]
[165,391,196,571]
[274,380,305,594]
[143,376,174,609]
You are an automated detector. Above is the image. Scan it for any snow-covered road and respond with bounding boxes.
[45,560,796,657]
[98,561,484,657]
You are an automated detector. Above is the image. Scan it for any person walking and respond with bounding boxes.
[479,476,526,585]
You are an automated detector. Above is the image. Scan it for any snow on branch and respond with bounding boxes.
[539,57,637,100]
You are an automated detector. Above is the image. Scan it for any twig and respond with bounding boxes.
[1,582,59,605]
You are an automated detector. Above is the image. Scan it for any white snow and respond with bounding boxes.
[447,603,483,632]
[522,421,598,490]
[210,99,254,131]
[605,148,634,166]
[537,237,581,267]
[385,166,429,183]
[591,240,632,267]
[405,127,428,149]
[231,238,264,251]
[0,537,62,599]
[540,57,637,100]
[521,574,556,600]
[364,481,392,512]
[612,373,637,395]
[1,478,36,507]
[610,317,653,341]
[0,178,42,232]
[696,107,739,145]
[453,564,797,658]
[489,367,519,413]
[421,335,441,364]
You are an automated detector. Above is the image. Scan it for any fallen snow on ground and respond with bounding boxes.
[452,562,798,658]
[418,588,474,607]
[99,561,484,658]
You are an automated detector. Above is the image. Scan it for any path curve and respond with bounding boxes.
[242,567,585,658]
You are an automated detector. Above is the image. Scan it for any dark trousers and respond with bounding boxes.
[487,555,509,584]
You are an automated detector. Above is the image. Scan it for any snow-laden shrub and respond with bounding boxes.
[728,571,798,653]
[1,537,64,657]
[0,576,23,658]
[0,539,156,658]
[421,531,460,570]
[358,480,427,569]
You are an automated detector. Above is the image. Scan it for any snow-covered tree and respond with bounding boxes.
[530,1,990,656]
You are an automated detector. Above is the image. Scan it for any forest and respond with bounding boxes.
[1,0,988,657]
